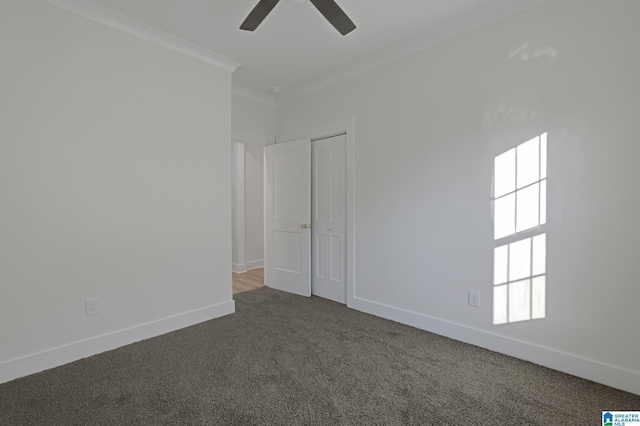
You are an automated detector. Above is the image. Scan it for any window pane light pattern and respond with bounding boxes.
[493,133,547,325]
[493,134,547,239]
[493,234,546,324]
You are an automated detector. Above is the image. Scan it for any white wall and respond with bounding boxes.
[231,142,246,271]
[0,0,233,382]
[244,143,264,268]
[231,89,273,272]
[231,142,264,272]
[276,0,640,394]
[232,91,276,144]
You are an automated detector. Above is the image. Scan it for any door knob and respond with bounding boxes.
[327,227,332,231]
[301,224,308,229]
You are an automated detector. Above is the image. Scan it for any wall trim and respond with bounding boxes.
[232,263,248,273]
[350,296,640,396]
[276,0,551,105]
[246,260,264,270]
[0,300,235,385]
[233,84,276,107]
[38,0,241,73]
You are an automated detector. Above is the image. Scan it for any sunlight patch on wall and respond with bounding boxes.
[492,133,547,325]
[493,234,546,325]
[494,134,547,240]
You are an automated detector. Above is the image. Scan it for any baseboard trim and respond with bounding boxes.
[0,299,235,385]
[349,296,640,395]
[232,263,247,273]
[246,260,264,270]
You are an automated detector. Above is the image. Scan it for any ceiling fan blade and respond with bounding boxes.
[309,0,356,36]
[240,0,280,31]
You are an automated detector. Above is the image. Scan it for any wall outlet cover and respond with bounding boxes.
[85,297,101,316]
[468,291,480,308]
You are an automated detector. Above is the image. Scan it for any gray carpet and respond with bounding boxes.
[1,287,638,425]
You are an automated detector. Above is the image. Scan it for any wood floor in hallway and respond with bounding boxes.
[232,268,264,294]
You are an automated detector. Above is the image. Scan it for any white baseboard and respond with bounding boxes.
[246,260,264,270]
[0,300,235,385]
[349,296,640,396]
[232,263,247,273]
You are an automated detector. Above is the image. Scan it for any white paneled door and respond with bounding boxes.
[312,135,346,303]
[264,139,311,297]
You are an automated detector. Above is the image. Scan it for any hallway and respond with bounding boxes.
[232,268,264,294]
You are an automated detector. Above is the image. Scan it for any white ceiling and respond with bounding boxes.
[79,0,548,101]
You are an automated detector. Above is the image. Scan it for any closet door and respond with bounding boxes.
[311,135,346,304]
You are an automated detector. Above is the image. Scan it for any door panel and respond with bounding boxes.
[331,236,342,281]
[273,150,303,218]
[312,135,346,303]
[265,140,311,297]
[316,235,327,278]
[273,231,303,273]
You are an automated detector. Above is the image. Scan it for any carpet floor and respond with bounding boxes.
[1,287,638,425]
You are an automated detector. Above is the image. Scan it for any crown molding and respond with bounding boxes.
[277,0,551,105]
[38,0,241,73]
[232,84,276,107]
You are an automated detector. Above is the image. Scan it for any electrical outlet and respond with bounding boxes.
[468,291,480,308]
[85,297,101,316]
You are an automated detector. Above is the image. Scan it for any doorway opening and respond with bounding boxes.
[232,141,265,294]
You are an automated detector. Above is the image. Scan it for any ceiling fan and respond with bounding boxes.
[240,0,356,36]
